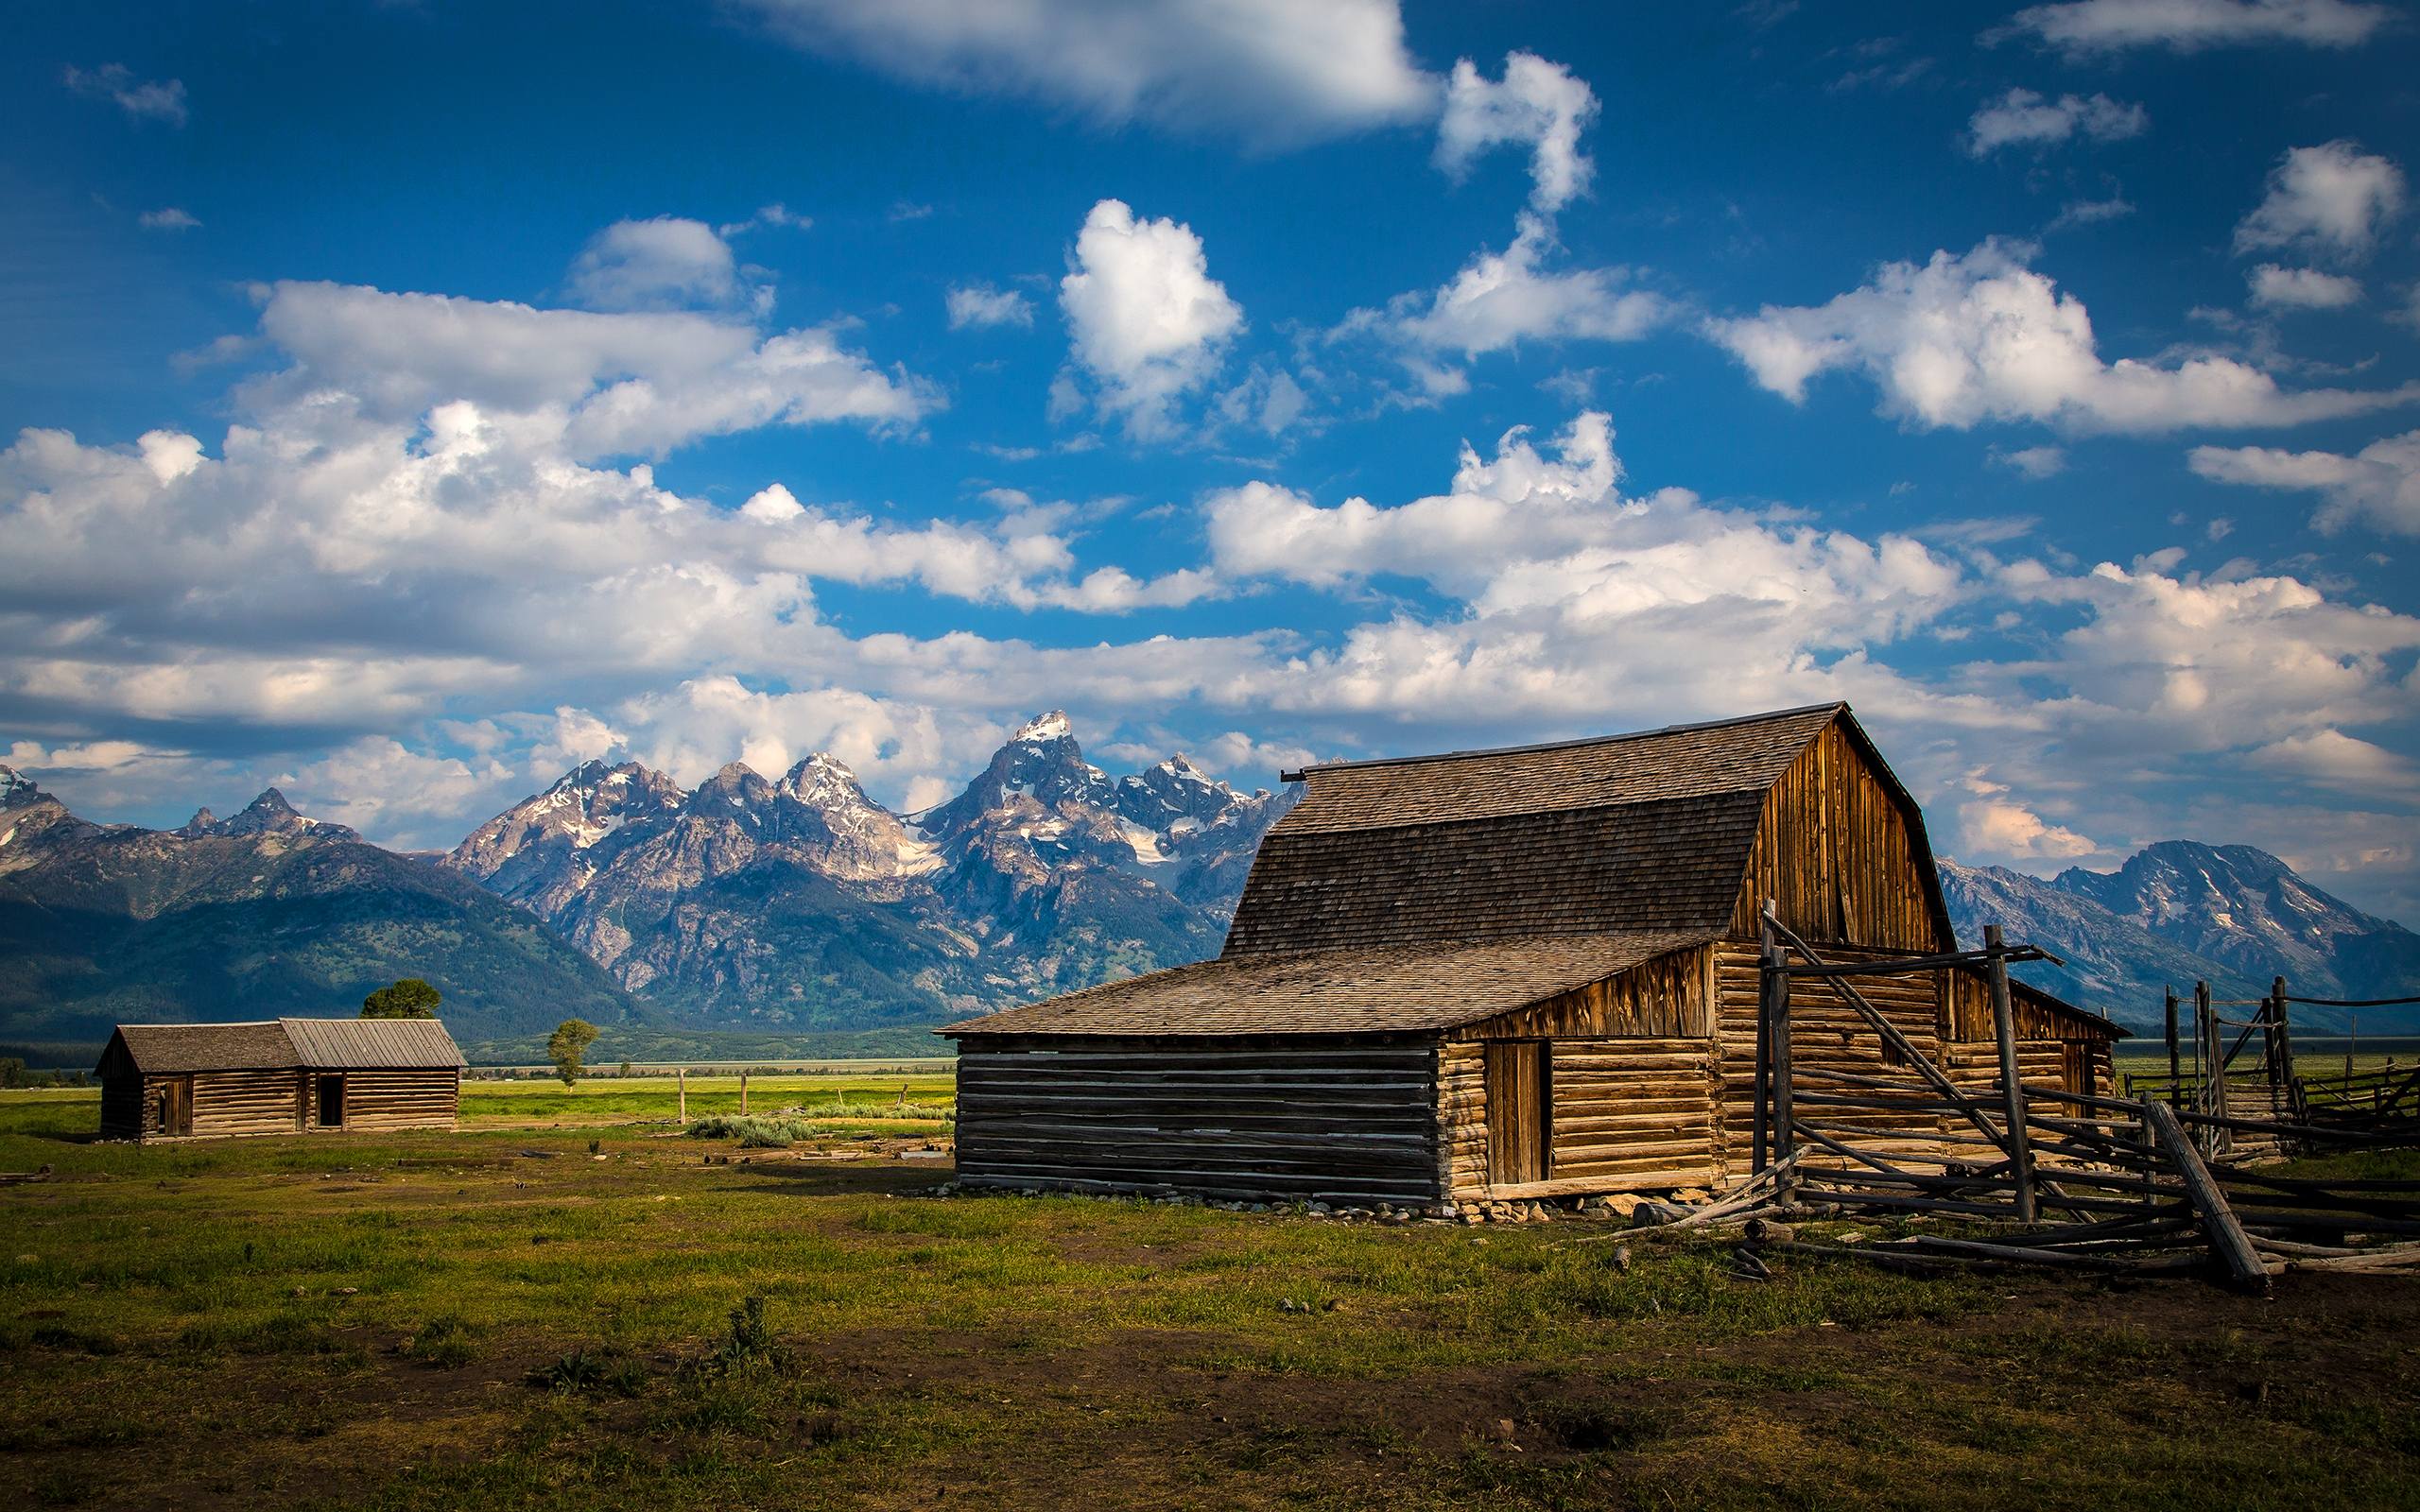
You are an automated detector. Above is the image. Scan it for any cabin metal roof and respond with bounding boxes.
[280,1018,467,1069]
[942,930,1719,1038]
[101,1017,466,1074]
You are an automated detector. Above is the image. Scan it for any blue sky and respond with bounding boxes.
[5,0,2419,917]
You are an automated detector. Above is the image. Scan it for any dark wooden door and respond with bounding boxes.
[164,1076,192,1137]
[1484,1042,1551,1185]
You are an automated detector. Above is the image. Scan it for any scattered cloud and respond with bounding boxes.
[1336,214,1668,386]
[1993,445,2069,478]
[2247,264,2363,310]
[1435,52,1598,214]
[1965,89,2147,156]
[61,63,187,126]
[1057,198,1244,438]
[716,203,810,236]
[137,207,200,232]
[2048,195,2135,231]
[736,0,1437,147]
[946,284,1035,330]
[1705,239,2420,433]
[2189,431,2420,535]
[253,278,932,459]
[566,216,766,315]
[1958,771,2099,858]
[2247,728,2420,795]
[1997,0,2391,54]
[2234,141,2407,262]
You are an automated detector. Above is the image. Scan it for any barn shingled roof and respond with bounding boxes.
[942,931,1716,1037]
[1222,704,1858,957]
[100,1017,467,1074]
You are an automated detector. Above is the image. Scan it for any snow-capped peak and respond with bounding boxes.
[0,764,49,810]
[1014,710,1073,744]
[783,751,868,809]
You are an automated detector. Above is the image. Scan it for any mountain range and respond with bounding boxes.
[4,714,2416,1053]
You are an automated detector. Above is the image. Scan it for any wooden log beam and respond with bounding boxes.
[2143,1098,2269,1295]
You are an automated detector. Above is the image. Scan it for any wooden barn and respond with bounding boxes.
[942,704,2123,1207]
[96,1017,466,1142]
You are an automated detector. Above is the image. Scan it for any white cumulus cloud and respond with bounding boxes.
[737,0,1436,146]
[61,63,187,126]
[2247,264,2364,309]
[2234,141,2407,262]
[1704,239,2420,433]
[1965,89,2146,156]
[1435,52,1599,213]
[1058,198,1243,438]
[2189,431,2420,535]
[567,216,762,313]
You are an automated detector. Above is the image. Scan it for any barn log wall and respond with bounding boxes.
[1713,939,1949,1159]
[1727,722,1945,953]
[326,1070,461,1132]
[954,1040,1443,1204]
[188,1070,307,1139]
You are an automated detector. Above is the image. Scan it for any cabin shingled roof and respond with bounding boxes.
[943,930,1720,1038]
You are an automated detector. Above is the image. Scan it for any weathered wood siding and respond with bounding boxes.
[954,1040,1442,1204]
[1439,1037,1723,1198]
[1713,939,1947,1158]
[1446,945,1711,1040]
[188,1070,304,1139]
[1727,721,1945,952]
[321,1070,461,1132]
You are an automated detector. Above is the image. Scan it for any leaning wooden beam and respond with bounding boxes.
[1573,1155,1803,1244]
[1760,908,2016,1157]
[2144,1098,2270,1295]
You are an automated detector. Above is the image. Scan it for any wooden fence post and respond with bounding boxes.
[1761,906,1792,1167]
[1753,912,1774,1175]
[2271,976,2295,1091]
[678,1068,688,1125]
[2164,987,2180,1086]
[740,1070,750,1115]
[1984,924,2036,1224]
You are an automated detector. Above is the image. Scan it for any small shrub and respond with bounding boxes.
[684,1115,811,1147]
[692,1295,787,1377]
[526,1346,644,1397]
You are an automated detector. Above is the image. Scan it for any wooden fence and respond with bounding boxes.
[1678,905,2420,1293]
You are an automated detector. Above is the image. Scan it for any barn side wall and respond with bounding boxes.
[1728,721,1945,953]
[189,1069,305,1139]
[952,1039,1443,1205]
[1439,945,1725,1199]
[334,1069,461,1131]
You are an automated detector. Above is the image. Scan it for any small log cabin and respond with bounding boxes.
[96,1018,466,1142]
[942,703,2123,1207]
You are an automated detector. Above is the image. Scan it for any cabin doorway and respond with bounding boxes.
[1484,1041,1551,1185]
[152,1076,192,1137]
[315,1074,345,1128]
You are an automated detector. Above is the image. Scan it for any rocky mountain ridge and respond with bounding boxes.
[1943,841,2420,1033]
[440,712,1298,1027]
[0,765,645,1045]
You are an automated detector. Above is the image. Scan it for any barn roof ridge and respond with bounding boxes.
[1278,701,1849,782]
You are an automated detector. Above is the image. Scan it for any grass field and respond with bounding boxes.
[3,1085,2417,1511]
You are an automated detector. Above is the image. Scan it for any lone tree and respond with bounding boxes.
[362,977,441,1019]
[547,1019,599,1086]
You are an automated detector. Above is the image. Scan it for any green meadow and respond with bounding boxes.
[2,1083,2415,1511]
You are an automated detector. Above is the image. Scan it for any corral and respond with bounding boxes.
[946,705,2122,1205]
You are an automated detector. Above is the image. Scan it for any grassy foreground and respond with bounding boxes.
[2,1085,2417,1511]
